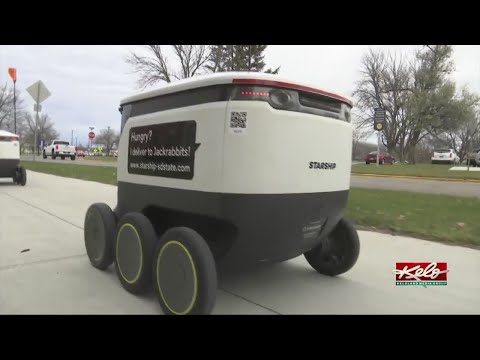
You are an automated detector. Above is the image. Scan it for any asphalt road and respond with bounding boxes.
[351,176,480,199]
[0,171,479,314]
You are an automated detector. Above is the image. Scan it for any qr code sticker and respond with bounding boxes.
[230,112,247,129]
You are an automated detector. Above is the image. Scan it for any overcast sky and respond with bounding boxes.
[1,45,479,145]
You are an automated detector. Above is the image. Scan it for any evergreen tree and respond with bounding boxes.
[207,45,280,73]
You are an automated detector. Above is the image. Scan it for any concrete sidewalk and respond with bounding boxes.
[1,172,479,314]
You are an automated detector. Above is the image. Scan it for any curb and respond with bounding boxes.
[352,173,480,183]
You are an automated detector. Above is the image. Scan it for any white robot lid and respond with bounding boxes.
[0,130,19,138]
[120,71,352,107]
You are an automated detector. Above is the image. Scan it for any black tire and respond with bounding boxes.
[18,167,26,186]
[43,151,47,159]
[153,227,217,315]
[71,155,76,161]
[84,203,117,270]
[114,212,156,294]
[304,217,360,277]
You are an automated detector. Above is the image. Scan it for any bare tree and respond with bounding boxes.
[20,112,60,154]
[353,45,473,164]
[446,109,479,162]
[93,127,120,154]
[415,136,441,163]
[353,49,413,162]
[0,84,30,138]
[351,118,372,160]
[126,45,211,89]
[0,83,14,129]
[0,84,27,131]
[416,104,480,164]
[171,45,210,79]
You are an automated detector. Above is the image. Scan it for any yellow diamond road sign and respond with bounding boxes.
[26,80,51,104]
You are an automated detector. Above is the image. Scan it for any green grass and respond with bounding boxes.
[21,161,117,185]
[83,156,118,162]
[352,163,480,180]
[346,188,480,247]
[20,161,480,247]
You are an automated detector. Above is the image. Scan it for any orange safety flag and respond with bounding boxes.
[8,68,17,82]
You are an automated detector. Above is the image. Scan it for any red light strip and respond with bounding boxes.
[233,78,352,106]
[0,136,18,141]
[240,91,269,96]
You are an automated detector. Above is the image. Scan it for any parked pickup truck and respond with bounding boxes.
[43,140,77,160]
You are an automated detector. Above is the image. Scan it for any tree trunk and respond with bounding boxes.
[398,142,405,163]
[407,145,417,164]
[387,144,396,156]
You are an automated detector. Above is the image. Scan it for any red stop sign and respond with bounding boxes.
[88,131,95,140]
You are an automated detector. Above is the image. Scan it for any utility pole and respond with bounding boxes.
[34,86,40,160]
[107,126,111,154]
[13,79,16,133]
[8,68,17,133]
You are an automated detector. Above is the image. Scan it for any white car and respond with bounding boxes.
[431,148,460,165]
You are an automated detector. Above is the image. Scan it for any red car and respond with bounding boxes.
[365,151,395,165]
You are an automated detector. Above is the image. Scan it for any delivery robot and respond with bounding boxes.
[0,130,26,186]
[84,72,360,315]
